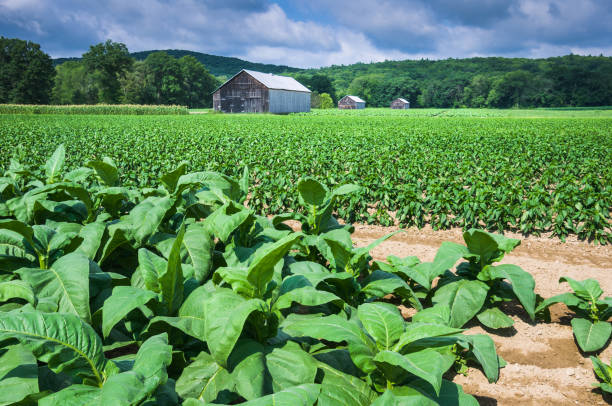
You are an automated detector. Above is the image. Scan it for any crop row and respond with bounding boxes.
[0,114,610,243]
[0,104,189,115]
[0,147,609,404]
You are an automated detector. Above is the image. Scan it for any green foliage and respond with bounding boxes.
[0,146,508,404]
[591,356,612,395]
[82,40,134,104]
[1,113,608,243]
[0,37,55,104]
[319,93,334,109]
[0,104,188,115]
[536,277,612,352]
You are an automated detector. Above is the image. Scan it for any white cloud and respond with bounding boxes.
[0,0,610,66]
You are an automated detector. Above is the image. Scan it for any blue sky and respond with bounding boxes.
[1,0,611,68]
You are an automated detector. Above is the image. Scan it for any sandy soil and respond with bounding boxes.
[350,224,612,406]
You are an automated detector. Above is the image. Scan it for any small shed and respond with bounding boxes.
[338,95,365,109]
[213,69,311,113]
[391,98,410,109]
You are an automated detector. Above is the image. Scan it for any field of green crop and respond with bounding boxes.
[0,112,610,243]
[0,110,611,404]
[0,145,610,404]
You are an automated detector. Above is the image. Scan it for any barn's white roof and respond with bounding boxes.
[395,98,409,103]
[344,95,365,103]
[243,70,311,92]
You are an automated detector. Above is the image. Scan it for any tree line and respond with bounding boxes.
[1,38,219,108]
[2,36,611,109]
[294,55,612,108]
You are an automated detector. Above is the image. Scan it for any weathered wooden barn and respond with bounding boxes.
[338,95,365,109]
[212,69,311,113]
[391,98,410,109]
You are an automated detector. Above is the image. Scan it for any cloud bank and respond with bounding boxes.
[0,0,610,67]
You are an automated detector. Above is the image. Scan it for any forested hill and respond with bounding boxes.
[54,49,300,78]
[51,48,612,108]
[293,54,612,108]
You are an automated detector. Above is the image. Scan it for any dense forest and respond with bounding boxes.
[2,36,612,109]
[293,55,612,108]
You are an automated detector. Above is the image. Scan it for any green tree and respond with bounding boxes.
[310,91,321,108]
[487,70,537,108]
[462,74,491,107]
[178,55,219,108]
[144,51,184,105]
[52,61,99,104]
[120,61,155,104]
[319,92,333,109]
[0,37,55,104]
[82,40,133,103]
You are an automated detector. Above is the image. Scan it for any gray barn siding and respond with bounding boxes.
[269,90,310,113]
[213,71,268,113]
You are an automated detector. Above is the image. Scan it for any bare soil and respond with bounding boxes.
[350,224,612,406]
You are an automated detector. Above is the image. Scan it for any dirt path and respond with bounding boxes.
[350,224,612,406]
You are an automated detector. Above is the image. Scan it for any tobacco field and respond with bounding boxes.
[0,113,610,243]
[0,104,611,406]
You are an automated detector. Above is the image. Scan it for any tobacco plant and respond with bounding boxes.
[536,277,612,352]
[0,146,502,405]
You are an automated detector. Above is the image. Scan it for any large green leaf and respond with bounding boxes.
[298,179,328,207]
[75,222,106,260]
[182,223,214,283]
[45,144,65,184]
[0,312,106,385]
[87,160,119,187]
[38,385,100,406]
[125,196,175,246]
[393,379,479,406]
[476,306,514,329]
[0,280,36,305]
[590,356,612,384]
[0,344,39,406]
[560,277,603,303]
[282,314,369,346]
[246,232,302,297]
[203,201,252,243]
[316,362,378,406]
[228,340,268,400]
[373,349,444,395]
[462,229,520,264]
[176,351,232,402]
[99,334,172,405]
[274,275,342,310]
[17,252,93,323]
[394,322,464,350]
[0,228,35,270]
[458,334,500,383]
[266,341,318,392]
[357,302,405,350]
[158,224,185,315]
[161,287,265,367]
[102,286,157,338]
[360,271,422,310]
[535,292,582,314]
[240,383,320,406]
[571,319,612,352]
[486,264,536,320]
[160,162,188,194]
[432,280,489,328]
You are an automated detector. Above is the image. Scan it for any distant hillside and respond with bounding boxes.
[130,50,300,78]
[54,50,300,78]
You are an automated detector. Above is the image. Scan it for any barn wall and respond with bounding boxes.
[355,102,365,109]
[213,71,269,113]
[269,90,310,113]
[338,96,356,109]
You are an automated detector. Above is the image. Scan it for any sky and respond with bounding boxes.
[1,0,611,68]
